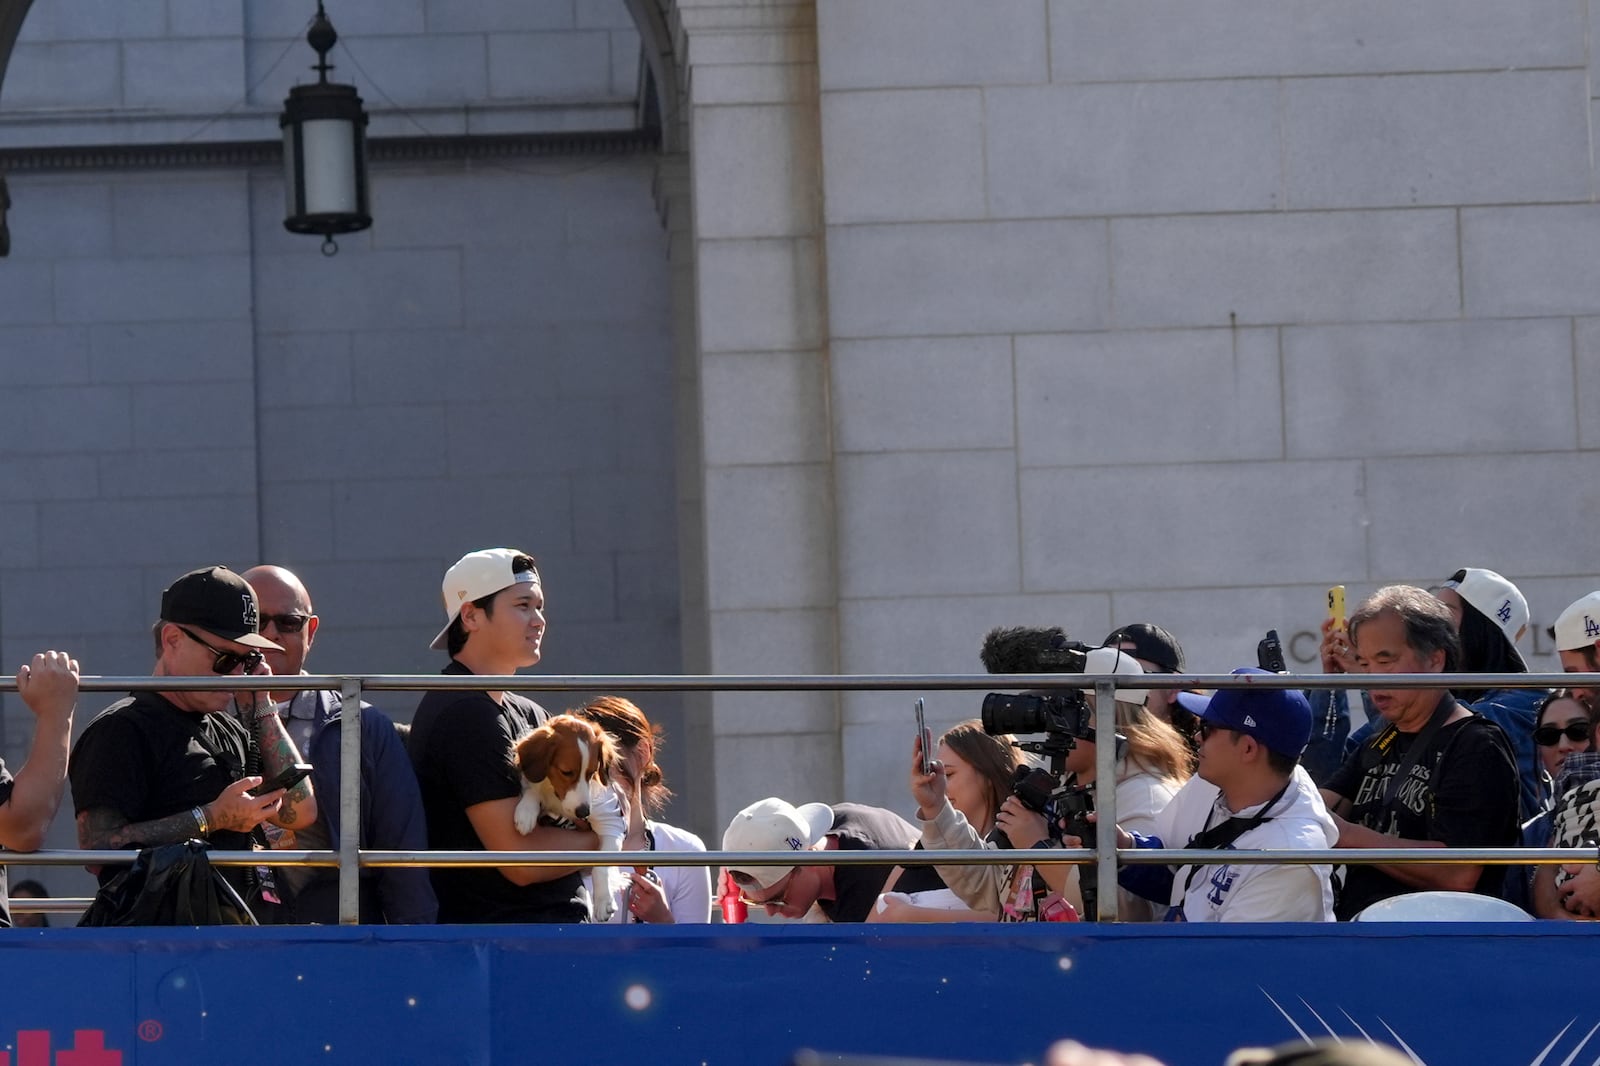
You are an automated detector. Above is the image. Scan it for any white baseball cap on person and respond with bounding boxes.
[721,797,835,890]
[429,547,540,651]
[1440,568,1529,646]
[1554,591,1600,652]
[1078,646,1148,708]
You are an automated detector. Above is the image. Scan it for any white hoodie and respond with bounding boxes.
[1149,764,1339,922]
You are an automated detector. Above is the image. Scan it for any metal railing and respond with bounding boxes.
[2,669,1594,924]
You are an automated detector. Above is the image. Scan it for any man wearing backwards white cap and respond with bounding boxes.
[723,797,916,922]
[408,548,604,923]
[1554,591,1600,716]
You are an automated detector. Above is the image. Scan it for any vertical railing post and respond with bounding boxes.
[339,676,362,925]
[1093,677,1119,921]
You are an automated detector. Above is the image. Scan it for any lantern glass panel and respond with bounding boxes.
[301,118,358,215]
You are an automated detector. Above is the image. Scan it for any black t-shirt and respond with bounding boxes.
[0,759,12,927]
[895,842,952,896]
[408,660,585,923]
[68,692,256,888]
[1325,704,1520,920]
[821,803,918,923]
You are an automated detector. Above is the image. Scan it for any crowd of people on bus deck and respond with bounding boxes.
[4,553,1600,927]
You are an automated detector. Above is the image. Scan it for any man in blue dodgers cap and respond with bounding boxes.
[1099,668,1339,922]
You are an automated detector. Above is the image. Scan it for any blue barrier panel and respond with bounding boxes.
[0,923,1591,1064]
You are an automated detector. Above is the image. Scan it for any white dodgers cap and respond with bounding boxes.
[722,798,834,890]
[1555,591,1600,652]
[429,547,540,651]
[1441,568,1529,646]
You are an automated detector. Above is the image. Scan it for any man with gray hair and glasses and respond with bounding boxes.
[1319,585,1519,920]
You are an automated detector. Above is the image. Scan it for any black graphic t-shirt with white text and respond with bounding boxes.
[1326,709,1519,920]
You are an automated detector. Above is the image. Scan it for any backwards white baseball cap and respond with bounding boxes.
[429,547,540,651]
[1554,591,1600,652]
[1441,568,1529,646]
[722,797,834,890]
[1079,646,1148,709]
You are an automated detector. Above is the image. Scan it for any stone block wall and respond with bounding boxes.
[809,0,1600,814]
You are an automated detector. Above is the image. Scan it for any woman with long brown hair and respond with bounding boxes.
[869,720,1018,922]
[575,696,711,923]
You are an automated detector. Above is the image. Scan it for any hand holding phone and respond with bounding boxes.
[1327,585,1347,628]
[914,698,932,775]
[249,763,313,796]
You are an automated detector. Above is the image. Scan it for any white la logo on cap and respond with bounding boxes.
[241,594,258,629]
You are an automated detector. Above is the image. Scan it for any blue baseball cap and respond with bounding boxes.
[1198,668,1312,758]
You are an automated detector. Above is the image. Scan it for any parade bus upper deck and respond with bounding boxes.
[3,670,1593,1066]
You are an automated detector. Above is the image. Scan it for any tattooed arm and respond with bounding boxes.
[238,689,317,830]
[77,777,285,853]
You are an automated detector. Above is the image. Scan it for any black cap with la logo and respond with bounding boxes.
[160,566,282,650]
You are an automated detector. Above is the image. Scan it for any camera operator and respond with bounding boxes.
[915,646,1190,921]
[1097,669,1338,922]
[1033,648,1192,921]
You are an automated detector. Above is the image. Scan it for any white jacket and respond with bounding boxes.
[1149,765,1338,922]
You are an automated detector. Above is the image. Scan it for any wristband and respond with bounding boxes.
[1030,839,1057,850]
[252,700,281,723]
[192,805,210,836]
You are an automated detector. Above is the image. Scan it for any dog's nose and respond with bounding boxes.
[575,804,590,821]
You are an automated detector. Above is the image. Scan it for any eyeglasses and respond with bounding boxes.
[731,869,793,908]
[178,626,263,675]
[1197,721,1231,742]
[260,612,310,634]
[1534,722,1593,747]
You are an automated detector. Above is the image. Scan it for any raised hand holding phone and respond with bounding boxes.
[1321,585,1355,673]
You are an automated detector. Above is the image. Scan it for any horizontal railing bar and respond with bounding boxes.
[10,899,92,914]
[7,847,1591,869]
[0,671,1589,694]
[7,850,341,867]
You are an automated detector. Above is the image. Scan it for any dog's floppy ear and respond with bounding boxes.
[516,725,556,783]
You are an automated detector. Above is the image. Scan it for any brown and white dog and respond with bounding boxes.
[512,714,627,921]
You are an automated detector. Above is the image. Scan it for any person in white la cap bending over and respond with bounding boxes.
[723,797,915,922]
[408,549,610,923]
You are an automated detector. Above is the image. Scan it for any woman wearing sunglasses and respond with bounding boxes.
[1509,690,1598,915]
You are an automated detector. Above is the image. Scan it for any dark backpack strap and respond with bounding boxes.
[1178,780,1294,900]
[1378,696,1456,811]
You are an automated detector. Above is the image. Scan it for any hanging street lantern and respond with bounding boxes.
[279,2,371,255]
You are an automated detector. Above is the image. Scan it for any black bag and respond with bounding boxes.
[78,840,259,927]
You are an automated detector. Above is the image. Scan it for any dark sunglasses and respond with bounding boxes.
[178,626,263,675]
[1534,722,1593,747]
[1196,720,1235,742]
[260,612,310,634]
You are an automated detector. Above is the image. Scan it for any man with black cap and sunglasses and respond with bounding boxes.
[69,565,318,910]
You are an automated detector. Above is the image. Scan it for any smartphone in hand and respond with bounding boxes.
[914,698,932,774]
[1327,585,1346,627]
[249,763,313,796]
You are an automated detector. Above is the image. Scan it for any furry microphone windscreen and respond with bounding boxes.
[979,626,1088,674]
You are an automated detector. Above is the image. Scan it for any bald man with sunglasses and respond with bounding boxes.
[68,566,317,913]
